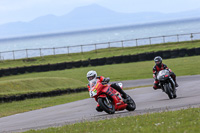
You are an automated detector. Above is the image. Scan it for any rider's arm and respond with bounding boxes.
[98,76,110,83]
[96,76,104,82]
[163,64,169,70]
[87,83,90,91]
[153,66,157,79]
[163,64,172,72]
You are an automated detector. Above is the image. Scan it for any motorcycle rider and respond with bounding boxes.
[153,56,178,90]
[87,70,130,112]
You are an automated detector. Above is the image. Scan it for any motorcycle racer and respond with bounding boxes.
[153,56,178,90]
[87,70,130,112]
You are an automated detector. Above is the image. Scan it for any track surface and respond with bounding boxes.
[0,75,200,133]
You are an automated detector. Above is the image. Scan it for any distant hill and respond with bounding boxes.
[0,4,200,39]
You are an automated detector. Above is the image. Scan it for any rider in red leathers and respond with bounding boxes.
[153,56,178,90]
[87,70,130,112]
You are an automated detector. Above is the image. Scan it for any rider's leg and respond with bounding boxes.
[170,72,178,87]
[153,80,161,90]
[111,83,128,99]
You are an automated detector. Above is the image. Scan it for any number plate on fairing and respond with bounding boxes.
[89,80,98,97]
[89,89,97,97]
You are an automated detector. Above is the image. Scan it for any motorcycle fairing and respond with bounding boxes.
[89,79,127,110]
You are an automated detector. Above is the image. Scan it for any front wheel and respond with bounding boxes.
[173,93,177,98]
[126,95,136,111]
[164,83,173,99]
[169,80,177,99]
[98,97,115,114]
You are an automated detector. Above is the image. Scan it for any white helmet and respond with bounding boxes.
[87,70,97,81]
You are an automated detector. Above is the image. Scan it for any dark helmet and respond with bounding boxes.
[154,56,162,66]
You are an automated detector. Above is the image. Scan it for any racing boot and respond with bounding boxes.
[173,77,178,87]
[175,82,179,87]
[96,104,103,112]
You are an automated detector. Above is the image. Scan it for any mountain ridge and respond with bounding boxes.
[0,4,200,38]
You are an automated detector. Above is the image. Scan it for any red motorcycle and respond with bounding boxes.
[89,79,136,114]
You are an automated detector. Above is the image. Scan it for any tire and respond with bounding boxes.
[98,97,115,114]
[126,95,136,111]
[164,83,173,99]
[173,93,177,98]
[169,80,177,99]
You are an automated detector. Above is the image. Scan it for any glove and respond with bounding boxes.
[102,77,110,84]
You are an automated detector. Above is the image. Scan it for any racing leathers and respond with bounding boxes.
[153,63,178,89]
[87,76,129,112]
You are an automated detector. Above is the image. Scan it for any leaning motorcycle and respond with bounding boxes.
[89,80,136,114]
[157,69,177,99]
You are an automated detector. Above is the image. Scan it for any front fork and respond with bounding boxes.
[160,77,175,92]
[169,77,176,93]
[105,97,110,104]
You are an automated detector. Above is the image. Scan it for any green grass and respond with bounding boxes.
[0,77,85,96]
[0,92,89,118]
[24,107,200,133]
[0,40,200,69]
[1,55,200,96]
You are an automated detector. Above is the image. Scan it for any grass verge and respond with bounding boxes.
[0,86,144,118]
[1,55,200,96]
[0,92,89,118]
[0,40,200,69]
[24,107,200,133]
[0,77,85,96]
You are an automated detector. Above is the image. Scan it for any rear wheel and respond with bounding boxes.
[98,97,115,114]
[126,95,136,111]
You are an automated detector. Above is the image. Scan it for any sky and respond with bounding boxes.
[0,0,200,25]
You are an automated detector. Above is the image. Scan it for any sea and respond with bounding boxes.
[0,18,200,60]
